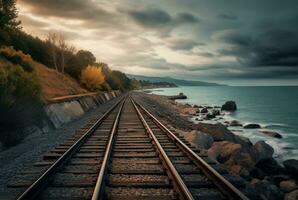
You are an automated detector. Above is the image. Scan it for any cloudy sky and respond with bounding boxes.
[18,0,298,85]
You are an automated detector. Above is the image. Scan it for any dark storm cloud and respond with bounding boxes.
[177,13,199,23]
[129,9,172,27]
[216,27,298,69]
[217,14,238,20]
[19,0,298,83]
[129,8,199,28]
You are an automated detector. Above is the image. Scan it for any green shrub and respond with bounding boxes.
[106,70,131,91]
[0,65,44,147]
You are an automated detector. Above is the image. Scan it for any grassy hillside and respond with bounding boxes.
[0,52,87,100]
[33,61,87,100]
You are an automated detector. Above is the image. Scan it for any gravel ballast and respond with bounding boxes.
[0,96,122,198]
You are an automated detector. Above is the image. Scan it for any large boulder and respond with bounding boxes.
[184,130,214,150]
[230,164,250,178]
[283,159,298,177]
[256,158,285,176]
[212,109,221,116]
[205,113,216,119]
[252,141,274,162]
[221,101,237,111]
[207,141,242,163]
[200,107,208,113]
[196,122,235,141]
[225,152,256,173]
[229,120,242,127]
[280,180,298,193]
[243,123,261,129]
[233,135,253,152]
[251,179,284,200]
[285,189,298,200]
[260,130,283,139]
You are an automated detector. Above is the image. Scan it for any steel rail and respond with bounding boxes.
[134,99,250,200]
[91,96,126,200]
[17,96,126,200]
[130,97,195,200]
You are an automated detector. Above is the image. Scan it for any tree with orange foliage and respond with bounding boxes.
[80,65,105,91]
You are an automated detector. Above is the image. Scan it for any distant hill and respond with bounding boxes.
[127,74,225,86]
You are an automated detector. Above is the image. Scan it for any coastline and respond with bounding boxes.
[133,91,298,200]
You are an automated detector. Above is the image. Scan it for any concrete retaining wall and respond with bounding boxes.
[45,91,122,129]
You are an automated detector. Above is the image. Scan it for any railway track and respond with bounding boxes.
[11,95,250,200]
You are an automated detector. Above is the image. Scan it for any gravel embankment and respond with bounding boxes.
[132,92,194,131]
[0,96,122,198]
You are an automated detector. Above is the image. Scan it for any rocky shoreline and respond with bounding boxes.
[134,92,298,200]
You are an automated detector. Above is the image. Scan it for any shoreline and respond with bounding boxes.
[148,87,298,162]
[133,92,298,200]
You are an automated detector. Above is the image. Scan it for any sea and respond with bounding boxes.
[149,86,298,161]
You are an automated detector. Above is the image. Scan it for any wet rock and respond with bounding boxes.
[233,135,253,152]
[260,130,282,138]
[207,141,241,163]
[230,165,250,178]
[193,105,199,108]
[196,122,235,141]
[205,113,215,119]
[229,120,242,127]
[243,123,261,129]
[200,107,208,113]
[250,167,266,179]
[272,174,291,185]
[230,152,255,171]
[252,141,274,162]
[250,179,284,200]
[256,158,285,176]
[285,189,298,200]
[212,109,221,116]
[283,159,298,177]
[221,101,237,111]
[184,130,214,150]
[280,180,298,193]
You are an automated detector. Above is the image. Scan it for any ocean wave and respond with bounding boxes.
[262,123,290,128]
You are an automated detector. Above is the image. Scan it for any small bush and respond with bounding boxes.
[80,65,105,91]
[0,46,33,72]
[0,65,44,147]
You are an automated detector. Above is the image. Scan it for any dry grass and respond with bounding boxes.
[33,62,88,100]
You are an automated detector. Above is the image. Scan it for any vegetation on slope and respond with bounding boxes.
[0,52,44,147]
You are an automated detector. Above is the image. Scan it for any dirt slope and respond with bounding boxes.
[33,62,88,100]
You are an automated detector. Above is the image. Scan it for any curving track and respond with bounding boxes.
[11,95,250,200]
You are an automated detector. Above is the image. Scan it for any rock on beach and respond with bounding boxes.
[243,123,261,129]
[283,159,298,177]
[184,130,214,149]
[221,101,237,111]
[260,130,283,138]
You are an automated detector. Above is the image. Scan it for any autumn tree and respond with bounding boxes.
[81,65,105,91]
[0,0,21,30]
